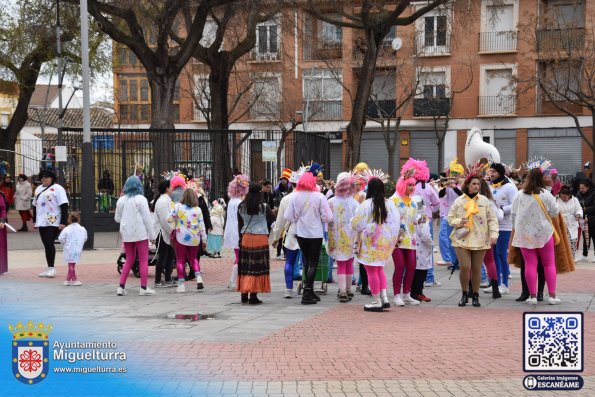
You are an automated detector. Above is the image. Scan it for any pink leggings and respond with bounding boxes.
[336,258,354,275]
[175,244,200,281]
[66,263,77,281]
[364,265,387,295]
[484,248,498,281]
[119,240,149,288]
[392,248,416,294]
[520,236,557,296]
[234,248,240,264]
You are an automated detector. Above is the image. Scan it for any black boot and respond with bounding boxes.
[467,281,474,299]
[458,291,468,307]
[472,292,481,307]
[240,293,248,304]
[301,288,318,305]
[491,280,501,299]
[19,224,28,232]
[515,292,530,302]
[537,290,544,302]
[248,293,262,305]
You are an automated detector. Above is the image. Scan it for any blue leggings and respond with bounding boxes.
[284,248,299,289]
[494,231,512,287]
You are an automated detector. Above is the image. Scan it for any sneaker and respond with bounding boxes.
[276,255,284,261]
[71,280,82,286]
[196,274,204,290]
[165,280,177,287]
[575,255,587,262]
[116,287,127,296]
[46,268,56,278]
[393,295,404,307]
[548,297,561,305]
[483,286,493,294]
[480,281,490,288]
[417,294,431,302]
[364,299,383,312]
[499,285,510,295]
[155,281,169,288]
[338,293,349,303]
[525,297,538,305]
[403,293,420,305]
[63,280,71,286]
[435,261,451,266]
[139,287,156,296]
[355,285,362,292]
[424,281,442,287]
[284,289,293,299]
[176,284,186,293]
[38,269,50,277]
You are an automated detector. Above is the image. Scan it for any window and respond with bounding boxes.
[480,1,518,52]
[200,20,218,48]
[479,64,516,115]
[540,61,582,101]
[418,71,448,98]
[424,16,447,47]
[251,76,281,119]
[319,20,342,44]
[116,47,138,66]
[118,74,182,123]
[413,67,450,117]
[255,18,280,60]
[192,75,210,121]
[415,6,451,55]
[303,13,343,60]
[303,69,343,120]
[543,0,585,29]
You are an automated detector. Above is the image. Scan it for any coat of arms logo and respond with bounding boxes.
[9,321,52,384]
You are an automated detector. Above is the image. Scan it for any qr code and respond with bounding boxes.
[524,312,583,372]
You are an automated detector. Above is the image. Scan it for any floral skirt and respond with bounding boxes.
[237,233,271,293]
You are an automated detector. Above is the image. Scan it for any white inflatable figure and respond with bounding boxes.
[465,127,501,167]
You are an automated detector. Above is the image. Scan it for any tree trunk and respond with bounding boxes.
[437,132,444,174]
[148,74,177,176]
[387,118,402,178]
[592,110,595,180]
[345,29,381,169]
[209,59,234,198]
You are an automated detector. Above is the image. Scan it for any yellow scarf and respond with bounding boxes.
[403,196,412,206]
[491,180,504,189]
[463,195,479,229]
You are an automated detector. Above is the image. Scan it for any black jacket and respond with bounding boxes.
[578,188,595,221]
[198,195,212,232]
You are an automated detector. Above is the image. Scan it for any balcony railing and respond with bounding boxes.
[366,99,396,118]
[250,49,281,62]
[536,96,583,116]
[192,106,209,121]
[479,31,517,52]
[414,33,451,56]
[413,98,450,117]
[303,40,342,60]
[303,100,342,120]
[536,28,585,51]
[478,95,516,116]
[250,101,281,120]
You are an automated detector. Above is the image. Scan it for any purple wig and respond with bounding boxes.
[227,174,250,198]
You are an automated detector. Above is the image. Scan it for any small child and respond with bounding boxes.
[58,212,88,286]
[557,186,582,260]
[207,198,225,258]
[411,219,433,302]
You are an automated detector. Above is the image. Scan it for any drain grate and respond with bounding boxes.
[167,313,215,322]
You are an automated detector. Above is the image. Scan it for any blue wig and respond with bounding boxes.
[123,175,144,197]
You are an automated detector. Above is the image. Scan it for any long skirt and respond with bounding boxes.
[237,233,271,293]
[206,234,223,253]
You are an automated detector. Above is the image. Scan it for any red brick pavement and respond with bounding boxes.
[130,306,595,381]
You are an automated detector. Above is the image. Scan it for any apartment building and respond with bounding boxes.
[112,0,593,179]
[0,80,18,129]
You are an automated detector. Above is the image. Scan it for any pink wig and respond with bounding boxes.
[334,172,353,198]
[227,174,250,198]
[402,158,430,183]
[170,175,187,190]
[396,176,416,197]
[296,172,318,192]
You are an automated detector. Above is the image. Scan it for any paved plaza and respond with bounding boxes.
[1,214,594,396]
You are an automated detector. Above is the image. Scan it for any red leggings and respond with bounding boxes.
[364,265,387,295]
[392,248,416,294]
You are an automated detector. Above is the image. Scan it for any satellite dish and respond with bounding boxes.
[391,37,402,51]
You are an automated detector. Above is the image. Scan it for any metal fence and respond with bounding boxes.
[19,128,331,210]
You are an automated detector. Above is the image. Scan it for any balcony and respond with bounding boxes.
[250,49,281,62]
[366,99,396,118]
[536,96,583,116]
[414,33,451,56]
[250,101,281,120]
[536,28,585,51]
[413,98,450,117]
[478,96,516,116]
[479,31,517,52]
[303,40,342,60]
[192,106,209,122]
[303,100,342,120]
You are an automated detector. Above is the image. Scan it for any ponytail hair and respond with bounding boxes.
[366,178,387,224]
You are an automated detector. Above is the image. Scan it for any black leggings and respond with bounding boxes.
[296,236,323,290]
[411,269,428,299]
[155,234,175,283]
[39,226,61,267]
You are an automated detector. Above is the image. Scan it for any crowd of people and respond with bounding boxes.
[14,154,586,312]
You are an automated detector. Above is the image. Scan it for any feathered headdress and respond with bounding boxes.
[402,158,430,183]
[307,162,323,177]
[289,165,308,184]
[362,169,390,184]
[465,161,490,178]
[227,174,250,198]
[525,157,552,173]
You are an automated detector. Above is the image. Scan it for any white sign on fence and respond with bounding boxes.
[262,141,277,162]
[55,146,68,162]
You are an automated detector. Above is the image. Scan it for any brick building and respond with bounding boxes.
[112,0,593,180]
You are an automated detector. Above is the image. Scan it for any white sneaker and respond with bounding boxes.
[196,273,204,290]
[71,280,82,286]
[63,280,71,286]
[591,257,595,263]
[393,295,404,306]
[403,293,420,305]
[46,268,56,278]
[548,297,561,305]
[116,287,127,296]
[575,255,587,262]
[139,287,156,296]
[424,281,442,287]
[38,269,50,277]
[284,289,293,299]
[364,298,384,312]
[525,297,538,305]
[176,284,186,293]
[499,285,510,295]
[483,286,493,294]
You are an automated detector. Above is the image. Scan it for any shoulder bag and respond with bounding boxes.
[533,193,560,245]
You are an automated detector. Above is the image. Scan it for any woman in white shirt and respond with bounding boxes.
[556,186,582,260]
[511,168,561,305]
[150,179,175,287]
[284,172,333,305]
[115,176,157,296]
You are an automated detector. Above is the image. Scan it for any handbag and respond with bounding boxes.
[533,193,560,245]
[455,227,470,240]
